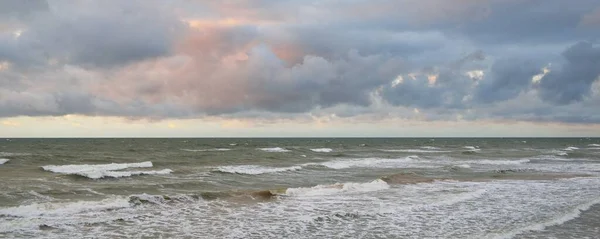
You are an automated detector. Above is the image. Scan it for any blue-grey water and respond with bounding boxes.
[1,138,600,238]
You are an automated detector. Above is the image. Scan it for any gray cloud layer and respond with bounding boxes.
[1,0,600,123]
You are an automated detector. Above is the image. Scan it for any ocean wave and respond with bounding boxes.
[0,152,31,157]
[258,147,291,152]
[215,165,302,175]
[463,146,481,151]
[564,146,579,151]
[588,144,600,147]
[491,197,600,239]
[320,156,418,169]
[310,148,333,153]
[0,158,9,165]
[452,164,471,169]
[181,148,231,152]
[421,146,441,150]
[284,179,390,197]
[42,162,172,179]
[0,197,131,218]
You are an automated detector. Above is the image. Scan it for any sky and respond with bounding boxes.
[1,0,600,137]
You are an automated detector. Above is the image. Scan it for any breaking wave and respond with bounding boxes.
[564,147,579,151]
[215,165,302,175]
[258,147,291,152]
[588,144,600,147]
[283,179,390,197]
[310,148,333,153]
[0,158,9,165]
[41,162,172,179]
[320,156,418,169]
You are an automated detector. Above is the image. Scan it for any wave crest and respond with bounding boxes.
[284,179,390,197]
[215,165,301,175]
[42,162,172,179]
[258,147,290,152]
[310,148,333,153]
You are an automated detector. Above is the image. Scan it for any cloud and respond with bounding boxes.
[2,0,600,125]
[538,42,600,104]
[0,0,184,68]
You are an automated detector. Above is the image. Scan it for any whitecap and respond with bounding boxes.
[215,165,302,175]
[452,164,471,169]
[420,146,440,150]
[310,148,333,153]
[463,146,481,152]
[564,146,579,151]
[42,162,172,179]
[0,158,9,165]
[320,156,418,169]
[588,144,600,147]
[284,179,390,197]
[258,147,290,152]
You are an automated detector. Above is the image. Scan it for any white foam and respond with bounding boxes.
[320,156,418,169]
[588,144,600,147]
[421,146,441,150]
[0,158,9,165]
[181,148,231,152]
[41,162,172,179]
[382,149,452,153]
[490,197,600,239]
[284,179,390,197]
[310,148,333,153]
[0,197,131,218]
[564,146,579,151]
[452,164,471,169]
[258,147,290,152]
[215,165,302,175]
[463,146,481,152]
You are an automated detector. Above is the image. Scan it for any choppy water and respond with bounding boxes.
[1,138,600,238]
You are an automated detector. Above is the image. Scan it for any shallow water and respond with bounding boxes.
[1,138,599,238]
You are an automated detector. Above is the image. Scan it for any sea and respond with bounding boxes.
[1,138,600,238]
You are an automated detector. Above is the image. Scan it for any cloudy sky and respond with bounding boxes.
[1,0,600,137]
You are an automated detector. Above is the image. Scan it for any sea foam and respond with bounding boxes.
[0,197,131,218]
[491,197,600,239]
[0,158,9,165]
[42,162,172,179]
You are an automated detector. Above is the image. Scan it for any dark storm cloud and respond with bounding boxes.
[474,58,542,103]
[538,42,600,104]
